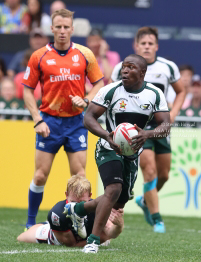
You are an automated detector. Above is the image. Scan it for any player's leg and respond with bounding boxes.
[67,150,86,176]
[26,113,63,228]
[64,113,87,176]
[139,149,165,232]
[17,224,42,243]
[155,153,171,191]
[155,137,171,191]
[26,150,55,228]
[137,149,157,224]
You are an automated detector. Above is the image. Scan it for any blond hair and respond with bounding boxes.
[66,174,91,198]
[51,9,74,24]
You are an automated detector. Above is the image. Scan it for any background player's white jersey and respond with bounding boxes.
[111,56,180,98]
[92,80,169,150]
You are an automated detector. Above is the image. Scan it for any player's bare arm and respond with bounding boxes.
[103,208,124,239]
[170,79,186,123]
[53,230,87,247]
[130,111,170,151]
[84,103,121,154]
[24,86,50,138]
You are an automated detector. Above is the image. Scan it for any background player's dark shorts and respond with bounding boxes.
[143,125,171,154]
[36,112,88,154]
[95,140,138,204]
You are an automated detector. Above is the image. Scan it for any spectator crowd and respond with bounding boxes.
[0,0,200,123]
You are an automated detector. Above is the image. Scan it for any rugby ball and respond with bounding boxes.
[113,123,138,156]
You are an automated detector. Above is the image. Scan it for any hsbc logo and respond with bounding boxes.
[72,55,80,66]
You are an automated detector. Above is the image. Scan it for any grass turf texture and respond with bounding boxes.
[0,208,201,262]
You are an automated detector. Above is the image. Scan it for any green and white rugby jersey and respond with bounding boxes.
[92,80,169,150]
[111,56,180,98]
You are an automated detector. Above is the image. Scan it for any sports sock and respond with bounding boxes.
[87,234,100,245]
[151,212,163,225]
[26,180,44,227]
[74,201,87,216]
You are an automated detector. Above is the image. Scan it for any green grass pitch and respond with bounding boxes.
[0,208,201,262]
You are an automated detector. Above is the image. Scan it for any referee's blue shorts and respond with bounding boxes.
[36,112,88,154]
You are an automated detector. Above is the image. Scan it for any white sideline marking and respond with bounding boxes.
[0,248,118,255]
[183,229,201,233]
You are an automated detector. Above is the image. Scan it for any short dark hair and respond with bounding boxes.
[179,64,194,74]
[88,28,103,38]
[124,54,147,72]
[136,27,158,43]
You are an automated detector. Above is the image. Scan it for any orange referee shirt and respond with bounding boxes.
[22,42,104,117]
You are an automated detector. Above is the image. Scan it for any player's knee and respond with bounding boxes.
[144,177,158,194]
[34,170,47,186]
[158,173,169,183]
[105,183,122,203]
[143,167,157,183]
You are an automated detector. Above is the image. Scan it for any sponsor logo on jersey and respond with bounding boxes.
[23,66,30,80]
[50,68,81,82]
[72,55,80,66]
[51,212,60,226]
[79,135,87,148]
[155,74,161,78]
[120,100,127,109]
[114,177,123,181]
[140,104,151,110]
[129,95,139,99]
[46,59,56,65]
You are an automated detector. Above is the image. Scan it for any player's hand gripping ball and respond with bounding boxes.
[113,123,138,156]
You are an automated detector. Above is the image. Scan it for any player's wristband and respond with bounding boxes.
[34,120,44,128]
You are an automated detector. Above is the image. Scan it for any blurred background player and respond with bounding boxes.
[66,54,171,253]
[17,175,124,247]
[22,9,104,229]
[111,27,186,233]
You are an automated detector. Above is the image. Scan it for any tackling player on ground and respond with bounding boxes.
[111,27,186,233]
[17,175,124,246]
[64,54,171,253]
[22,9,104,229]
